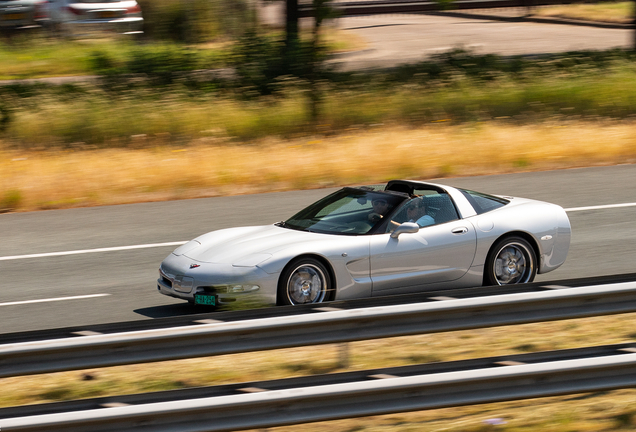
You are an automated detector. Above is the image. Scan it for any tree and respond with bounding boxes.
[256,0,337,119]
[306,0,338,121]
[633,0,636,51]
[286,0,299,51]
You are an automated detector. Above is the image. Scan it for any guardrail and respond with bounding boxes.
[7,272,636,345]
[2,281,636,378]
[2,341,634,419]
[4,349,636,431]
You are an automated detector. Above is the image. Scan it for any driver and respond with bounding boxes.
[368,197,391,222]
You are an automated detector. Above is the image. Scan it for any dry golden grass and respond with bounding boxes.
[533,2,634,24]
[2,312,636,431]
[2,121,636,212]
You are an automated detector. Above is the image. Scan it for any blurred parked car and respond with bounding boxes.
[0,0,48,32]
[48,0,143,35]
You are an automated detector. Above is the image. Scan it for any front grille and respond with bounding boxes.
[197,286,220,294]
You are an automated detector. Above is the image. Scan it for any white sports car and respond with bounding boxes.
[158,180,571,307]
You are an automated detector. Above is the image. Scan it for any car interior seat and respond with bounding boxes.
[423,194,459,224]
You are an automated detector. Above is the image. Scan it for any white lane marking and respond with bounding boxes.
[0,294,110,307]
[0,241,187,262]
[565,203,636,212]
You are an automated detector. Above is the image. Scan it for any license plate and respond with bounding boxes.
[194,294,216,306]
[99,11,117,18]
[2,13,26,20]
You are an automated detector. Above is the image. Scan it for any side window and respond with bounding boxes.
[459,189,509,215]
[419,192,459,224]
[389,190,459,230]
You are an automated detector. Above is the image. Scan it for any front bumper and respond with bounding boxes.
[157,253,278,306]
[62,17,143,35]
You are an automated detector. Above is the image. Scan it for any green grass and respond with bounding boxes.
[0,37,228,80]
[0,0,249,80]
[1,49,635,148]
[0,37,120,79]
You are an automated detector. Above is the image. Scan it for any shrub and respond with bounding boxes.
[126,46,199,85]
[1,190,22,210]
[136,0,255,43]
[231,31,286,96]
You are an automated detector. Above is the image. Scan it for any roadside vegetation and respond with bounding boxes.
[0,0,253,79]
[0,39,228,80]
[0,0,632,79]
[2,121,636,211]
[533,1,634,24]
[3,47,636,144]
[1,46,636,211]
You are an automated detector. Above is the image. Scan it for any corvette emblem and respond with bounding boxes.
[189,264,200,269]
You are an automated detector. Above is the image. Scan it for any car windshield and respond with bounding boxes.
[281,188,408,235]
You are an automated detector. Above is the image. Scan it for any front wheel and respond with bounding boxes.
[484,236,537,286]
[278,258,332,305]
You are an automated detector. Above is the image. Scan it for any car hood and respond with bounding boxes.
[180,225,327,265]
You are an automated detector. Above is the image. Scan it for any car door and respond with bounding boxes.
[369,220,477,294]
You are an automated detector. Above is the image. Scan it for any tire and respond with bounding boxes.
[484,236,537,286]
[278,258,332,305]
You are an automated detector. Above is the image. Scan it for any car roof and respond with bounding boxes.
[384,179,478,219]
[384,179,449,195]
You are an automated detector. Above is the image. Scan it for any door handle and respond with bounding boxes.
[451,227,468,234]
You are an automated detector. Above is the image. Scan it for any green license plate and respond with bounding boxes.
[194,294,216,306]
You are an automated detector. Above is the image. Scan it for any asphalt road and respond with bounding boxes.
[1,164,635,334]
[330,11,632,70]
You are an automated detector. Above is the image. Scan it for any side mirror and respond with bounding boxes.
[390,222,419,239]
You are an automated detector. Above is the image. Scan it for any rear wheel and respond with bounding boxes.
[484,236,537,286]
[278,258,332,305]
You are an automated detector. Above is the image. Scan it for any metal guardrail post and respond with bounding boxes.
[338,342,350,369]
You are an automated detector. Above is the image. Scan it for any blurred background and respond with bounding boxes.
[2,3,636,431]
[1,0,634,210]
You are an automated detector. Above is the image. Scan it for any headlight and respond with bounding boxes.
[174,276,194,292]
